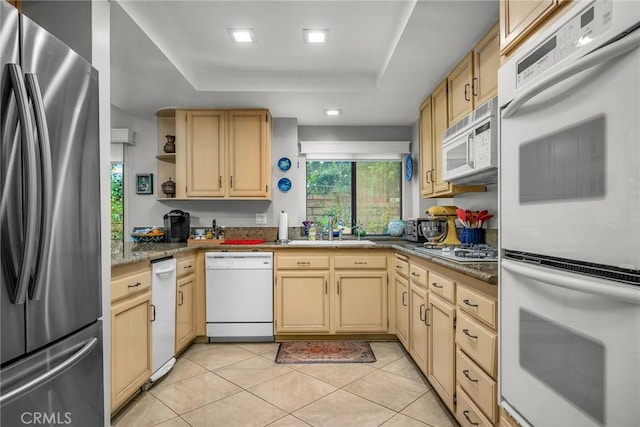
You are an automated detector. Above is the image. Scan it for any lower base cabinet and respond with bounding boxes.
[111,291,152,412]
[456,385,493,427]
[427,293,456,411]
[335,271,387,333]
[409,282,428,374]
[275,270,331,333]
[175,274,196,353]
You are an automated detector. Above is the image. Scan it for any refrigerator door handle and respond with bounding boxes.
[5,64,39,305]
[0,337,98,406]
[24,73,53,301]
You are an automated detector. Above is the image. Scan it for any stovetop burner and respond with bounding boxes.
[413,243,498,263]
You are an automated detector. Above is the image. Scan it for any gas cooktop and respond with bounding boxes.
[413,243,498,263]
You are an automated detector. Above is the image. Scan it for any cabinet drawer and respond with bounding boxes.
[456,348,497,423]
[112,264,151,302]
[457,285,497,329]
[334,255,387,269]
[456,312,497,377]
[276,256,330,270]
[429,271,455,303]
[456,386,493,427]
[176,256,195,278]
[409,262,428,287]
[394,256,409,278]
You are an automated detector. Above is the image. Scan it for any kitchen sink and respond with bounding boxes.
[287,240,376,246]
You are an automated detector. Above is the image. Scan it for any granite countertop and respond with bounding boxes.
[111,239,498,285]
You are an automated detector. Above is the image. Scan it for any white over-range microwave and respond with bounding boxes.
[441,96,497,185]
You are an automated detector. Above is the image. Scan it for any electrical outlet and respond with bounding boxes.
[255,213,267,224]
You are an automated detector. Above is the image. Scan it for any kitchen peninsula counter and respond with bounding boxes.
[111,240,497,285]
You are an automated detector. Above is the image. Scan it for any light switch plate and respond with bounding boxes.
[255,213,267,224]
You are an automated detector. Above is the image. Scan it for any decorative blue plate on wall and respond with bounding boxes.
[405,155,413,181]
[278,177,292,192]
[278,157,292,171]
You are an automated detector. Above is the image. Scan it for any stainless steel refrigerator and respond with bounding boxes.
[1,2,104,425]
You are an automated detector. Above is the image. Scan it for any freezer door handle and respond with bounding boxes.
[0,337,98,406]
[4,64,39,305]
[24,73,53,301]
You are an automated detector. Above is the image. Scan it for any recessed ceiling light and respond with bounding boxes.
[228,28,256,43]
[325,109,341,116]
[304,29,329,44]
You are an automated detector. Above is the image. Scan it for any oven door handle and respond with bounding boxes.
[501,259,640,304]
[502,28,640,119]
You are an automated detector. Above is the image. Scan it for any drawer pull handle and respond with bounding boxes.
[402,291,407,307]
[463,369,478,383]
[463,329,478,339]
[184,265,192,269]
[431,282,443,289]
[354,261,368,265]
[425,308,431,326]
[297,261,310,266]
[463,410,479,426]
[128,282,141,288]
[463,299,478,308]
[419,304,426,321]
[178,290,184,306]
[411,272,420,277]
[325,281,328,294]
[396,265,402,268]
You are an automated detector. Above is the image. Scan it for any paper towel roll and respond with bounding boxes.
[278,211,288,241]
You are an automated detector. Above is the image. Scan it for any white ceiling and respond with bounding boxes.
[110,0,499,126]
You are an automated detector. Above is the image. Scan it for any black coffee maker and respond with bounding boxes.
[164,210,190,243]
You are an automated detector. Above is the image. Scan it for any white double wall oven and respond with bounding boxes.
[498,1,640,426]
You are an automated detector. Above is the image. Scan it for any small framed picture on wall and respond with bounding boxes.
[136,173,153,195]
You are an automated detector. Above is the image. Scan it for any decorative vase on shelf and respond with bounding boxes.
[163,135,175,153]
[161,177,176,198]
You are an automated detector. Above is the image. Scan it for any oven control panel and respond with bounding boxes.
[516,0,613,88]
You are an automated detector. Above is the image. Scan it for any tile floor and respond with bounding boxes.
[111,342,459,427]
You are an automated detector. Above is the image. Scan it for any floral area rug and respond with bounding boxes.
[275,341,376,364]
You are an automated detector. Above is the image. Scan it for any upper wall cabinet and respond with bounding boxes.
[500,0,571,56]
[166,108,271,200]
[447,22,499,126]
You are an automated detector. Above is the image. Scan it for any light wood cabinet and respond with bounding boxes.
[431,79,451,195]
[473,22,500,107]
[111,263,152,413]
[227,110,272,198]
[274,251,391,335]
[427,292,456,411]
[275,269,331,333]
[394,255,410,350]
[419,23,497,199]
[456,385,494,427]
[335,271,387,333]
[409,281,428,375]
[448,22,500,126]
[455,281,499,427]
[175,274,196,354]
[420,80,484,198]
[419,96,434,196]
[175,253,197,354]
[448,52,474,126]
[156,109,177,199]
[174,108,271,200]
[500,0,558,55]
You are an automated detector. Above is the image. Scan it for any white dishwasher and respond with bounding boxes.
[150,257,176,383]
[206,252,274,342]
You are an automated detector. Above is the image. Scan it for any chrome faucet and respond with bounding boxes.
[327,216,334,241]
